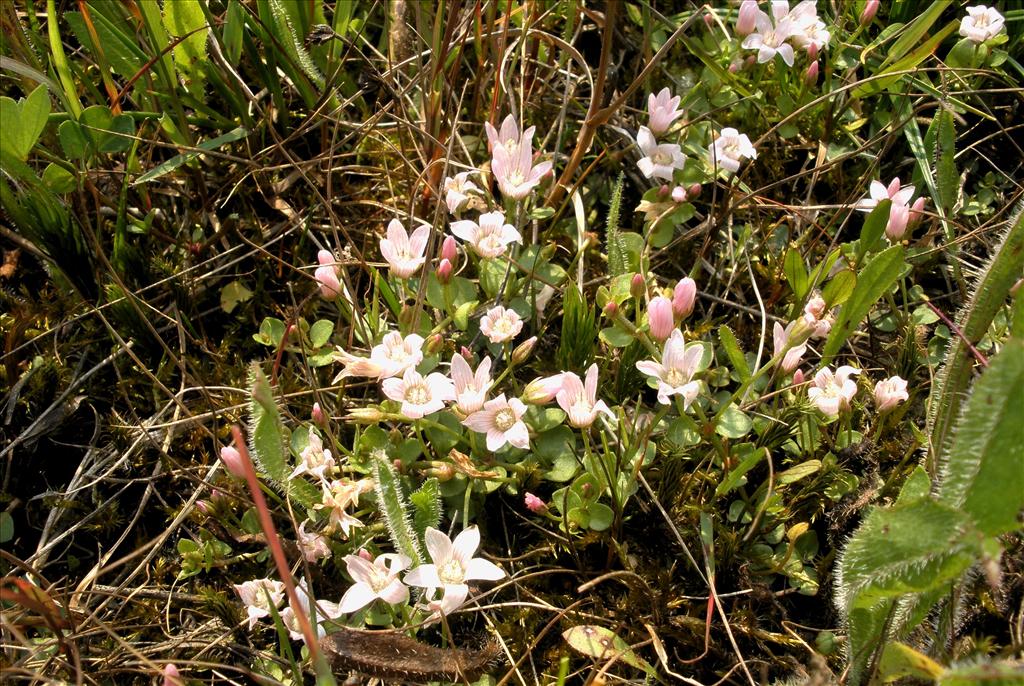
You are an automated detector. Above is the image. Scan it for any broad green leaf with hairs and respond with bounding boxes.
[410,478,442,544]
[372,451,424,565]
[935,109,958,213]
[938,658,1024,685]
[562,625,657,677]
[821,245,905,364]
[606,173,627,277]
[936,338,1024,537]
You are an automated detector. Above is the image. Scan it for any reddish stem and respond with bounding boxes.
[926,301,989,367]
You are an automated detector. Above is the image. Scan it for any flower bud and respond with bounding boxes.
[860,0,879,26]
[804,61,819,86]
[220,446,246,479]
[522,373,565,404]
[630,273,646,300]
[345,407,387,424]
[647,296,675,342]
[315,250,341,299]
[194,500,212,515]
[511,336,538,365]
[744,55,757,69]
[603,301,618,318]
[441,235,458,264]
[163,664,184,686]
[311,402,326,428]
[425,461,456,481]
[460,345,474,361]
[672,278,697,319]
[358,548,373,560]
[792,369,805,386]
[729,60,741,74]
[806,42,818,62]
[437,258,453,284]
[736,0,758,36]
[524,492,547,513]
[671,186,687,203]
[688,183,702,198]
[658,184,671,198]
[425,333,444,355]
[909,197,926,225]
[1010,277,1022,297]
[703,11,714,28]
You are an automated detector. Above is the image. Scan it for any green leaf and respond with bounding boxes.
[783,247,809,301]
[220,280,253,313]
[64,9,147,79]
[79,105,135,153]
[0,85,50,161]
[372,450,424,565]
[936,339,1024,537]
[776,459,820,485]
[562,626,657,677]
[877,642,945,683]
[0,511,13,544]
[935,109,958,214]
[718,326,750,381]
[857,200,891,262]
[163,0,209,83]
[58,120,89,159]
[822,269,857,309]
[939,658,1024,686]
[309,320,334,348]
[42,164,76,193]
[135,127,249,184]
[715,404,752,438]
[606,174,627,278]
[587,503,614,531]
[821,245,905,364]
[599,326,635,348]
[716,447,767,497]
[410,478,442,542]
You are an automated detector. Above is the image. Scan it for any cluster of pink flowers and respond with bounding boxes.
[855,177,927,241]
[736,1,830,67]
[772,292,834,377]
[807,366,908,418]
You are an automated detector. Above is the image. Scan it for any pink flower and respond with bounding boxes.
[736,0,759,36]
[960,5,1005,43]
[709,127,757,173]
[315,250,342,299]
[480,306,523,344]
[450,211,521,259]
[784,1,830,52]
[556,364,615,428]
[370,331,425,378]
[220,445,246,479]
[773,321,807,374]
[855,177,919,241]
[636,329,703,407]
[673,278,697,319]
[522,372,566,404]
[380,219,429,279]
[647,87,684,136]
[808,365,860,418]
[860,0,879,26]
[462,393,530,451]
[382,367,456,419]
[297,520,332,563]
[450,353,492,415]
[233,578,286,630]
[636,126,685,181]
[404,526,505,616]
[488,116,553,200]
[443,172,479,214]
[873,376,908,413]
[524,492,547,513]
[338,552,411,613]
[316,479,369,538]
[163,664,183,686]
[289,427,336,481]
[647,296,675,342]
[741,5,796,66]
[803,293,833,339]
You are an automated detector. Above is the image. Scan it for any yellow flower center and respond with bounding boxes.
[495,407,517,431]
[438,558,464,585]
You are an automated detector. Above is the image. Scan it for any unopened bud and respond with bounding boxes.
[441,235,458,264]
[523,373,565,404]
[345,407,387,424]
[358,548,373,561]
[511,336,538,365]
[220,446,246,479]
[744,55,757,69]
[315,250,341,299]
[806,42,818,62]
[792,369,805,386]
[672,277,697,319]
[460,345,474,361]
[860,0,879,26]
[736,0,758,36]
[311,402,326,427]
[437,258,453,284]
[603,301,618,318]
[703,11,714,28]
[163,664,184,686]
[630,273,646,300]
[671,186,687,203]
[426,333,444,355]
[909,197,926,225]
[525,492,547,513]
[647,296,675,342]
[194,500,212,515]
[804,61,819,86]
[425,461,456,481]
[729,60,741,74]
[688,183,701,198]
[393,458,404,473]
[658,184,671,198]
[1010,277,1022,297]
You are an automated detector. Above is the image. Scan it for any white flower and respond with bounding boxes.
[462,393,530,451]
[333,331,425,381]
[635,329,702,407]
[316,479,368,538]
[807,365,860,418]
[450,211,522,259]
[289,427,336,481]
[636,126,685,181]
[280,579,343,642]
[485,114,527,157]
[404,526,505,616]
[296,520,332,563]
[741,5,796,66]
[233,578,285,630]
[450,354,492,415]
[443,172,480,214]
[382,368,456,419]
[479,306,523,344]
[708,127,757,173]
[855,178,916,212]
[491,136,552,200]
[379,219,429,279]
[783,1,830,51]
[339,553,411,613]
[959,5,1005,43]
[647,87,684,135]
[873,376,909,413]
[556,364,615,428]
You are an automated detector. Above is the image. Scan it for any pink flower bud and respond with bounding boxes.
[886,203,911,241]
[630,273,646,300]
[672,278,697,319]
[647,296,675,342]
[688,183,701,198]
[358,548,373,561]
[806,43,818,62]
[873,376,908,412]
[315,249,341,299]
[603,301,618,318]
[744,55,757,69]
[860,0,879,26]
[658,184,671,198]
[220,446,246,479]
[194,500,212,515]
[441,235,458,264]
[311,402,326,427]
[736,0,758,36]
[671,186,687,203]
[525,492,547,513]
[909,197,926,225]
[729,60,741,74]
[703,11,714,28]
[460,345,474,361]
[163,664,184,686]
[426,333,444,355]
[437,258,453,284]
[512,336,538,365]
[792,369,805,386]
[523,373,565,404]
[804,61,819,86]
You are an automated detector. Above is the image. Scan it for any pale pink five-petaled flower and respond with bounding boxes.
[855,177,925,241]
[556,364,615,428]
[233,578,286,630]
[289,427,336,481]
[380,219,429,279]
[450,211,522,259]
[873,376,909,413]
[709,127,757,173]
[462,393,530,451]
[807,365,860,418]
[404,526,505,616]
[280,579,343,642]
[480,305,523,344]
[296,520,332,563]
[450,353,492,415]
[773,321,807,374]
[636,126,685,181]
[636,328,703,407]
[488,115,553,200]
[741,4,797,66]
[647,87,684,136]
[338,552,411,613]
[443,172,480,214]
[959,5,1005,43]
[382,367,456,419]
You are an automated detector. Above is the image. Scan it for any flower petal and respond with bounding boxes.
[424,527,453,565]
[405,563,442,589]
[451,526,480,567]
[338,582,377,613]
[465,557,506,581]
